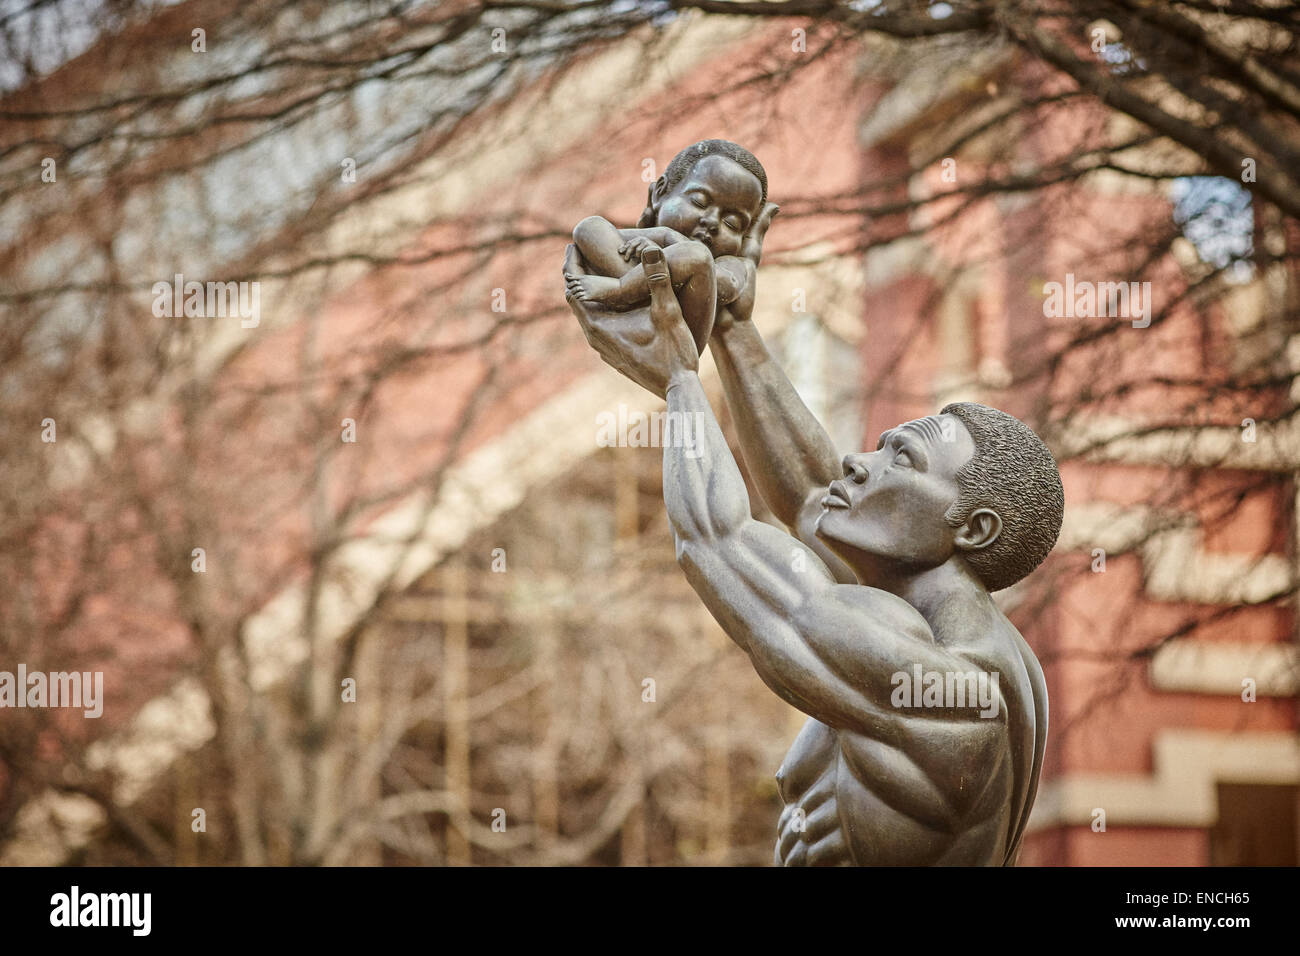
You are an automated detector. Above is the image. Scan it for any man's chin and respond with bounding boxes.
[813,514,877,566]
[813,508,843,541]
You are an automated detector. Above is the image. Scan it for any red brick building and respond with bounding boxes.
[2,5,1295,865]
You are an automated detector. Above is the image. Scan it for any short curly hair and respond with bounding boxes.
[940,403,1065,592]
[636,139,767,228]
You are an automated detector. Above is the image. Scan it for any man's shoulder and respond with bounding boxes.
[825,583,934,641]
[820,583,1024,664]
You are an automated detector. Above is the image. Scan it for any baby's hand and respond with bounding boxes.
[619,237,661,262]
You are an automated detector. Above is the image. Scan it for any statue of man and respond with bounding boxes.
[565,144,1062,865]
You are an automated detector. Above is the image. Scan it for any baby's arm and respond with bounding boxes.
[574,218,695,278]
[619,226,691,247]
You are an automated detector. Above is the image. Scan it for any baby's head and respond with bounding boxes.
[636,140,766,258]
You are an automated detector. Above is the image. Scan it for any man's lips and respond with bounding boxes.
[821,480,851,509]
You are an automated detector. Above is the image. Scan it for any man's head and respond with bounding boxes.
[814,405,1063,593]
[637,140,766,258]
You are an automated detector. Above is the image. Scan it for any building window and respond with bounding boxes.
[1209,782,1299,866]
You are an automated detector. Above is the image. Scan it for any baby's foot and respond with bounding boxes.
[565,273,622,304]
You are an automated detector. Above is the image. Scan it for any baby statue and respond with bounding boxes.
[565,139,778,353]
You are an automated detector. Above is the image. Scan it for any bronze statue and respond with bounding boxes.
[566,140,776,356]
[564,140,1063,866]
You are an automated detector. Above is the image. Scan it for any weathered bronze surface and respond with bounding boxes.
[565,140,1063,866]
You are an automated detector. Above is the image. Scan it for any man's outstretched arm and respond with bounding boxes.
[664,367,986,737]
[707,206,854,582]
[710,320,842,522]
[571,245,986,735]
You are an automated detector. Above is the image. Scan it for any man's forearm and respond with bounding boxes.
[709,321,841,528]
[663,370,750,545]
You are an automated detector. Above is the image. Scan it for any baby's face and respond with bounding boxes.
[656,155,762,258]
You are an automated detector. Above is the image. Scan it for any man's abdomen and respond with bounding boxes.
[775,753,848,865]
[774,717,1012,866]
[775,717,850,865]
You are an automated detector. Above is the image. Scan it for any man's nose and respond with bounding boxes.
[843,455,870,484]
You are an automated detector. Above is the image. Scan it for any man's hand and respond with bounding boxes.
[715,201,779,333]
[641,245,700,384]
[565,244,697,399]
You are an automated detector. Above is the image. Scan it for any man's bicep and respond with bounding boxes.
[676,518,835,630]
[677,529,873,727]
[679,522,992,732]
[676,521,899,730]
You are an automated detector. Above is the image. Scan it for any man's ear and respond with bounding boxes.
[954,508,1002,552]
